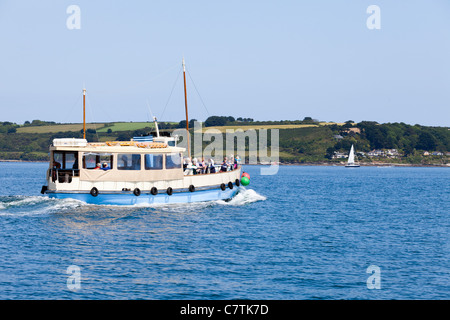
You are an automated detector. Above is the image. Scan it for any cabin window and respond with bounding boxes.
[166,153,182,169]
[145,154,163,170]
[118,154,141,170]
[82,153,113,170]
[53,151,79,169]
[51,151,79,182]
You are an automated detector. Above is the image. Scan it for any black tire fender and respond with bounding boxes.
[40,186,48,194]
[90,187,99,197]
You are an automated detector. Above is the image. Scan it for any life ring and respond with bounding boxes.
[228,181,233,189]
[220,183,226,191]
[235,179,240,187]
[90,187,99,197]
[189,185,195,192]
[166,187,173,196]
[150,187,158,195]
[133,188,141,196]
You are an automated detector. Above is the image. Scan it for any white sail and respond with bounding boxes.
[348,145,355,164]
[345,144,359,167]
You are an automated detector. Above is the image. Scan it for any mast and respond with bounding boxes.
[83,88,86,139]
[153,116,160,137]
[182,58,190,157]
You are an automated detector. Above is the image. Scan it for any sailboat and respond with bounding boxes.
[345,144,360,167]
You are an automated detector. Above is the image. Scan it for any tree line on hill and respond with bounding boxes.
[326,121,449,154]
[0,118,448,164]
[10,116,316,131]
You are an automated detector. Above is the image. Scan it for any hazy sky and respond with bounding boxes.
[0,0,449,126]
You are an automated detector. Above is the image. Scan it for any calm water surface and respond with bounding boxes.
[0,162,448,299]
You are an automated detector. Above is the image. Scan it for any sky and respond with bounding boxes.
[0,0,449,126]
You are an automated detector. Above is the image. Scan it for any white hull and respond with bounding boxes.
[44,166,243,205]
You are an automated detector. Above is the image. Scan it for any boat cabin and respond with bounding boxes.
[48,138,184,184]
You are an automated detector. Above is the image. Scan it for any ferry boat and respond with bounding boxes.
[40,60,248,205]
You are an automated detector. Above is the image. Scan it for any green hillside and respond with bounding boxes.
[0,119,449,165]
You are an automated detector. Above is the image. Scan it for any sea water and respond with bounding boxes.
[0,162,448,299]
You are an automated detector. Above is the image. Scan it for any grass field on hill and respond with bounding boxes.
[15,122,158,134]
[16,122,322,134]
[198,124,320,133]
[96,122,156,132]
[17,123,106,133]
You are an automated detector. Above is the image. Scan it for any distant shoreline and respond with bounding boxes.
[274,162,450,168]
[1,159,448,168]
[0,160,48,163]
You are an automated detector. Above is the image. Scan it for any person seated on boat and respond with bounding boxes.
[228,154,236,170]
[183,157,189,171]
[196,158,205,174]
[235,155,241,168]
[220,158,228,172]
[200,158,206,174]
[53,161,61,169]
[101,162,111,170]
[229,156,234,170]
[228,154,234,169]
[192,158,199,175]
[232,156,239,169]
[94,163,101,170]
[184,158,196,175]
[208,159,216,173]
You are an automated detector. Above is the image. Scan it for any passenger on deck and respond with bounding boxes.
[53,161,61,169]
[101,162,110,170]
[94,163,101,170]
[235,155,241,167]
[220,158,228,172]
[200,158,207,174]
[184,158,196,175]
[197,158,205,174]
[208,159,216,173]
[226,154,233,170]
[192,158,198,175]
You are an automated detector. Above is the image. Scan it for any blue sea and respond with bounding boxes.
[0,162,448,300]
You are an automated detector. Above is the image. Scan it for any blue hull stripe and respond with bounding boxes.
[47,187,240,205]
